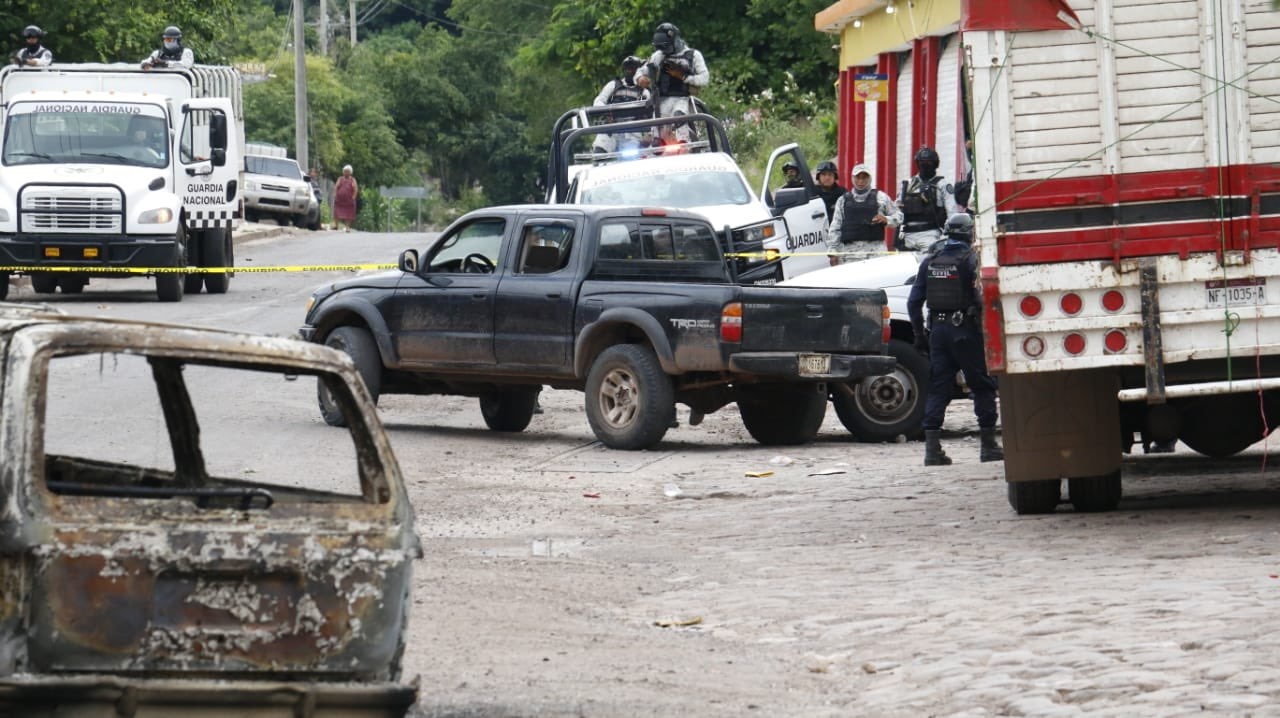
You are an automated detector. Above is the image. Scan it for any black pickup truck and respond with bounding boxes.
[300,204,893,450]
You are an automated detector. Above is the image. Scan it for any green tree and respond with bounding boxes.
[3,1,236,64]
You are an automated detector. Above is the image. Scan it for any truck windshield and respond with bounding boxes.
[246,156,304,179]
[2,102,169,169]
[578,170,753,209]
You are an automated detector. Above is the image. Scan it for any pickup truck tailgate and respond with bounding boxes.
[737,286,886,353]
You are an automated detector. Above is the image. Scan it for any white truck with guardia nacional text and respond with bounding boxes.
[0,63,243,301]
[965,0,1279,513]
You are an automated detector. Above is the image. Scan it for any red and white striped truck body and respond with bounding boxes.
[964,0,1280,511]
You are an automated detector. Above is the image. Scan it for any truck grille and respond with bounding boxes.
[20,186,124,234]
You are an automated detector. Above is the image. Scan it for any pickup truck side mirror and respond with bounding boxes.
[398,249,419,273]
[772,187,809,213]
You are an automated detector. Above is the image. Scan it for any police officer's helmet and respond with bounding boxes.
[653,22,680,53]
[162,26,183,40]
[914,146,940,173]
[945,213,974,243]
[23,26,44,39]
[815,161,838,177]
[783,161,799,173]
[621,55,643,72]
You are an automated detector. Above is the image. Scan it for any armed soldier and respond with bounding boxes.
[592,56,651,155]
[907,213,1002,466]
[142,26,194,71]
[897,146,960,251]
[635,22,708,142]
[14,26,52,67]
[826,163,901,266]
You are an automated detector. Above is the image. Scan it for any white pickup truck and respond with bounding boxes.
[545,105,830,283]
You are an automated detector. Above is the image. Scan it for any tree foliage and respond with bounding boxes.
[2,1,237,64]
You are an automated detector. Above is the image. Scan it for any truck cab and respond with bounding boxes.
[0,64,243,301]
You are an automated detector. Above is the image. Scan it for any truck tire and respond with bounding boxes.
[0,274,8,300]
[318,326,383,427]
[57,275,85,294]
[1068,472,1122,512]
[585,344,674,450]
[832,338,928,442]
[203,227,234,294]
[31,273,57,294]
[738,383,828,446]
[1179,395,1266,457]
[479,387,540,432]
[155,226,186,302]
[1007,479,1061,515]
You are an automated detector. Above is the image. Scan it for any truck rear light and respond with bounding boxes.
[1019,295,1042,318]
[1060,292,1083,316]
[641,208,667,216]
[1022,336,1045,358]
[721,303,742,343]
[1104,329,1127,353]
[1102,290,1125,312]
[882,305,892,345]
[1063,332,1086,355]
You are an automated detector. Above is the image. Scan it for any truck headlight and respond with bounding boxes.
[296,186,311,198]
[138,208,174,224]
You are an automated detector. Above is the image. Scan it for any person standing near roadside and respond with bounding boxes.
[907,213,1002,466]
[814,161,846,223]
[897,146,960,251]
[142,26,194,71]
[826,163,901,266]
[14,26,52,67]
[333,165,359,232]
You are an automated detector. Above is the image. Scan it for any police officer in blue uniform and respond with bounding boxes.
[907,213,1003,466]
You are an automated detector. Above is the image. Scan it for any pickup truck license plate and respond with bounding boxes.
[798,353,831,375]
[1206,278,1266,307]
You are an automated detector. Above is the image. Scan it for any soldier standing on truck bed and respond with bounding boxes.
[14,26,52,67]
[142,26,194,71]
[635,22,708,142]
[827,163,901,266]
[592,56,651,155]
[907,213,1003,466]
[897,147,960,251]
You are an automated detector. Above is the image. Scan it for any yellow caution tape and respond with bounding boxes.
[0,264,397,274]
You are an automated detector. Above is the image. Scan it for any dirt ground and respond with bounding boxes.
[392,387,1280,718]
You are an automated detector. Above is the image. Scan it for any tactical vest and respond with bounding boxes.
[924,246,973,312]
[657,49,696,97]
[901,176,947,232]
[839,190,884,244]
[18,46,46,64]
[608,80,645,104]
[158,44,186,62]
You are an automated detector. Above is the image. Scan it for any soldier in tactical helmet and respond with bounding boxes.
[826,163,901,266]
[777,161,804,192]
[142,26,194,71]
[814,161,846,223]
[592,56,652,155]
[14,26,52,67]
[907,213,1003,466]
[897,146,961,251]
[635,22,709,142]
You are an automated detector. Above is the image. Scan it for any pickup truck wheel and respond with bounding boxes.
[586,344,674,450]
[1007,479,1061,515]
[1067,472,1122,512]
[318,326,382,427]
[203,228,233,294]
[0,274,8,300]
[31,273,57,294]
[479,386,540,432]
[832,339,928,442]
[738,383,828,446]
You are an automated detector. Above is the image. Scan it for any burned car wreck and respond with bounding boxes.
[0,303,421,717]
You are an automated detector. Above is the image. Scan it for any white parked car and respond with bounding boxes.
[547,106,830,283]
[242,154,319,229]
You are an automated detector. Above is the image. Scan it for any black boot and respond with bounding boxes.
[980,426,1004,462]
[924,430,952,466]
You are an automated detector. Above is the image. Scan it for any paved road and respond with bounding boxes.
[13,228,1280,717]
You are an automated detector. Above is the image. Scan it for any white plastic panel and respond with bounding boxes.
[936,37,961,184]
[896,53,914,183]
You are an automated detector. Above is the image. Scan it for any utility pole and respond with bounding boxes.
[294,0,309,171]
[350,0,358,45]
[319,0,328,56]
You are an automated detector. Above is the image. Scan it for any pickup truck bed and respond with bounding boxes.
[302,204,893,449]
